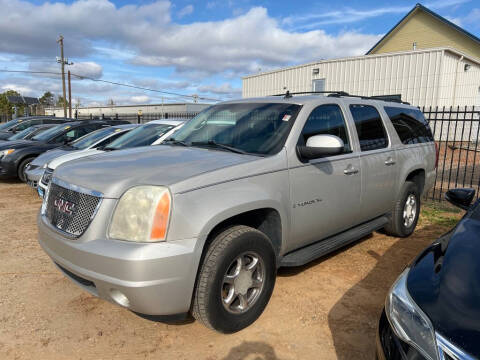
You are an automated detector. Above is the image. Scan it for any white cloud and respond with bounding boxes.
[1,83,34,96]
[27,61,103,80]
[284,0,472,30]
[177,4,193,18]
[0,0,380,78]
[198,83,241,96]
[129,95,150,104]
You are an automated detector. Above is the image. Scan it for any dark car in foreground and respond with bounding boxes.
[0,116,71,140]
[0,120,121,181]
[378,188,479,360]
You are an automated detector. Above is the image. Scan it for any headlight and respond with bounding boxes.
[109,186,171,242]
[385,268,438,360]
[0,149,15,157]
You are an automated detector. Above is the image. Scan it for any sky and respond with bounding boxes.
[0,0,479,106]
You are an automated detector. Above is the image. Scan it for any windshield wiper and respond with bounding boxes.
[163,138,188,147]
[191,141,247,155]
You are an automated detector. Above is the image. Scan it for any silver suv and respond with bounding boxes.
[37,94,436,333]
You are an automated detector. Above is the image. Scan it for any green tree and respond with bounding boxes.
[0,90,23,119]
[56,95,69,108]
[39,91,54,106]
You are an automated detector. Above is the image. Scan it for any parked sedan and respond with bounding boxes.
[0,121,115,182]
[378,188,479,360]
[35,119,184,197]
[0,124,58,145]
[0,116,71,140]
[25,124,138,187]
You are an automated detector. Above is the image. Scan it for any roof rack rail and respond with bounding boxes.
[271,90,410,104]
[272,91,350,98]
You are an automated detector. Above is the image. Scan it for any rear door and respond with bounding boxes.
[288,104,361,251]
[349,104,397,220]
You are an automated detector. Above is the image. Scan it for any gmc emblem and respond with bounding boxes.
[54,198,76,216]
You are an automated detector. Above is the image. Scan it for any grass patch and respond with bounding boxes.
[419,201,463,228]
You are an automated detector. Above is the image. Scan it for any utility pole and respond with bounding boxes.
[68,70,72,118]
[57,35,73,118]
[57,35,67,118]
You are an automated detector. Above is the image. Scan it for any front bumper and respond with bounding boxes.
[0,158,17,179]
[377,309,426,360]
[38,213,201,315]
[25,167,44,188]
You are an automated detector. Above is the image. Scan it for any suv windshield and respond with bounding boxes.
[71,127,116,150]
[105,123,174,150]
[32,124,70,142]
[169,103,302,155]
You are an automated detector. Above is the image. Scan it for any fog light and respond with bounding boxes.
[110,289,130,307]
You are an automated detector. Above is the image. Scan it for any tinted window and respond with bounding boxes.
[384,107,433,144]
[171,103,302,155]
[106,124,174,150]
[32,124,67,141]
[350,105,388,151]
[14,119,42,131]
[71,127,117,150]
[51,125,100,144]
[300,104,350,153]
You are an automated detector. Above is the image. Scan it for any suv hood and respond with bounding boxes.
[407,202,480,356]
[53,145,261,198]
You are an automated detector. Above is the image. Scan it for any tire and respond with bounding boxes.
[192,225,276,333]
[384,181,420,238]
[18,157,35,183]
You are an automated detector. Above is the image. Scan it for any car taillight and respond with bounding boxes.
[435,142,439,169]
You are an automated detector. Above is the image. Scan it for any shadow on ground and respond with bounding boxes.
[326,224,447,359]
[222,341,282,360]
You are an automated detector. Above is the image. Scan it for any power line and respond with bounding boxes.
[0,69,223,102]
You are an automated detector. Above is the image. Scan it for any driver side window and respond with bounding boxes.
[300,104,351,153]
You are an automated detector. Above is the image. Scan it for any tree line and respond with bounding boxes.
[0,90,69,119]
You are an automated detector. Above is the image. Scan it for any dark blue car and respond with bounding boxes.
[377,188,479,360]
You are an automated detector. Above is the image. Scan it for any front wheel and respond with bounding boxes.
[18,157,35,183]
[192,225,276,333]
[384,181,420,237]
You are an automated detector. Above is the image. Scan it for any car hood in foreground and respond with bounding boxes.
[53,145,266,198]
[407,202,480,357]
[30,147,76,168]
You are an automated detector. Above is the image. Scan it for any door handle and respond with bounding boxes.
[385,158,396,166]
[344,166,359,175]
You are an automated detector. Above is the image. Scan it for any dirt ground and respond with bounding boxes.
[0,181,462,360]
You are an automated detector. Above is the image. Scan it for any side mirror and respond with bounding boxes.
[297,134,344,160]
[445,188,475,210]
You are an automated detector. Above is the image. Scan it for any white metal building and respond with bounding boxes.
[45,102,210,117]
[242,47,480,108]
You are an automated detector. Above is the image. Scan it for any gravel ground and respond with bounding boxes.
[0,181,461,360]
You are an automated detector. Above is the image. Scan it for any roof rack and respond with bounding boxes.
[271,91,410,104]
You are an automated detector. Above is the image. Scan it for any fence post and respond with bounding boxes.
[115,114,119,120]
[137,114,141,124]
[90,114,93,120]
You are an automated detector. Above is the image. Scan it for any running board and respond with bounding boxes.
[280,216,389,267]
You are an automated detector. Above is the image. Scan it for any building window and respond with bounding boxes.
[312,79,325,92]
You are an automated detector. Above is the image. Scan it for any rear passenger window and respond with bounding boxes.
[349,105,388,151]
[300,104,351,153]
[384,107,434,144]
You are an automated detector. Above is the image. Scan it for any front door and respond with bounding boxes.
[348,104,397,219]
[288,104,361,252]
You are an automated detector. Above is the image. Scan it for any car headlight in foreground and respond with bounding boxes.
[109,186,171,242]
[0,149,15,157]
[385,268,438,360]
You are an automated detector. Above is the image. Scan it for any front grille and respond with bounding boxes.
[45,182,101,237]
[41,168,54,186]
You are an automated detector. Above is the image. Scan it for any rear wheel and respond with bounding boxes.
[192,225,276,333]
[384,181,420,237]
[18,157,35,182]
